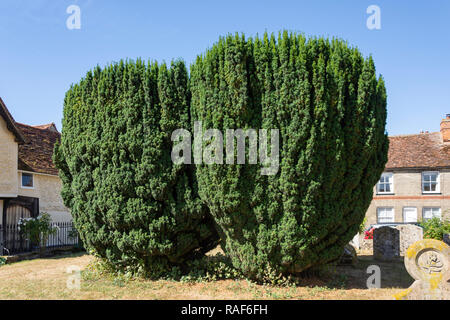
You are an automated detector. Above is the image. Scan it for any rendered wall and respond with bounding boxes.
[0,200,3,225]
[17,172,71,222]
[0,117,18,197]
[365,170,450,226]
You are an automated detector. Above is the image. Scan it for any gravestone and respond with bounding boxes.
[338,243,358,266]
[396,224,423,256]
[360,238,373,253]
[350,233,360,250]
[373,225,424,260]
[393,239,450,300]
[444,234,450,246]
[373,226,400,261]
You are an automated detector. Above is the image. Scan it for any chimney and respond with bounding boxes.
[440,114,450,142]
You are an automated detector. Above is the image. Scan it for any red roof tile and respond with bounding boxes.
[15,122,60,176]
[386,132,450,169]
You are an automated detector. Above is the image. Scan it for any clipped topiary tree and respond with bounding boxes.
[54,59,219,276]
[190,32,389,280]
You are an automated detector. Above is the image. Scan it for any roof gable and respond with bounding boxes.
[0,96,60,176]
[0,97,27,144]
[15,122,61,176]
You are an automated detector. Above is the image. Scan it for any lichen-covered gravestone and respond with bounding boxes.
[374,226,400,261]
[396,224,423,256]
[394,239,450,300]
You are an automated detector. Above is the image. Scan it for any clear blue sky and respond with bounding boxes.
[0,0,449,135]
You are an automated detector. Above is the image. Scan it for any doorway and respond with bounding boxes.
[2,196,39,254]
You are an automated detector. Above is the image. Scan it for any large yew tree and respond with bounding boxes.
[190,32,388,280]
[54,59,219,276]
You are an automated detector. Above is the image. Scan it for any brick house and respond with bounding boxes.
[0,97,71,228]
[365,115,450,227]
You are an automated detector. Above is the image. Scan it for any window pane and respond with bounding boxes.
[378,208,394,223]
[423,209,431,220]
[430,182,437,192]
[423,208,441,221]
[378,174,393,193]
[423,172,439,192]
[432,208,441,219]
[22,174,33,187]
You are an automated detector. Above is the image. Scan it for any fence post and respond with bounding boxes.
[0,224,3,256]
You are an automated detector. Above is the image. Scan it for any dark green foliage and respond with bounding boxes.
[190,32,389,280]
[54,59,219,276]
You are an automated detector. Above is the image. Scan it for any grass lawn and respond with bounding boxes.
[0,251,414,300]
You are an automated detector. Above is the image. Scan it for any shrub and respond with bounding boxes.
[18,212,58,254]
[190,32,388,280]
[420,217,450,240]
[54,59,219,277]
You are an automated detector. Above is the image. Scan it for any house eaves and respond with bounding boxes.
[0,97,27,144]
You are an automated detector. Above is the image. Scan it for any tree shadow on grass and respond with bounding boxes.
[42,250,87,260]
[313,255,415,290]
[16,249,87,263]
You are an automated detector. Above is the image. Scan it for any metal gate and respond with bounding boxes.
[1,196,39,255]
[3,204,32,254]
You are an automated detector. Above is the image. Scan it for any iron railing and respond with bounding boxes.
[0,221,79,255]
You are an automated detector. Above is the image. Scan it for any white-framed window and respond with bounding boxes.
[21,172,34,188]
[403,207,418,223]
[377,172,394,194]
[377,207,395,223]
[422,207,441,221]
[422,171,440,193]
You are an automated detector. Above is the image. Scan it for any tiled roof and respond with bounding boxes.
[15,122,60,176]
[386,132,450,169]
[0,97,27,144]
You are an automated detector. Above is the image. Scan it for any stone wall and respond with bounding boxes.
[0,117,19,197]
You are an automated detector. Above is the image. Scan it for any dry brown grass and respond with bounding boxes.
[0,252,414,300]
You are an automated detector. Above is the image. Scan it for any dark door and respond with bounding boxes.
[2,196,39,254]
